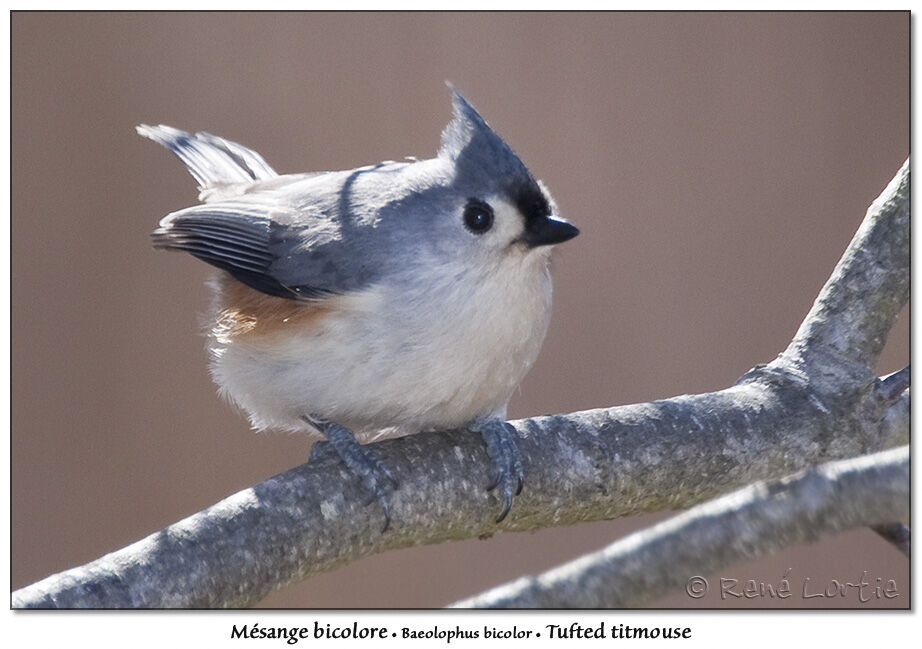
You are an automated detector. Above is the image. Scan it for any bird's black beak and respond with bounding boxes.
[521,215,580,248]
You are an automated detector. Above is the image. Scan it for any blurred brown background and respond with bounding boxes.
[11,12,908,608]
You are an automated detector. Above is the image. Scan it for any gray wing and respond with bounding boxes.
[143,125,420,299]
[152,198,290,298]
[151,188,384,299]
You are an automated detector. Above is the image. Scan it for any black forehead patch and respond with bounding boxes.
[514,184,552,226]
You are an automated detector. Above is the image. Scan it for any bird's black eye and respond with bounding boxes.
[463,199,494,234]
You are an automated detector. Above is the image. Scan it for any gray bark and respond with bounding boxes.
[12,160,909,609]
[451,442,909,608]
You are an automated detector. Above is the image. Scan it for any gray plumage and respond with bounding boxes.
[141,91,553,299]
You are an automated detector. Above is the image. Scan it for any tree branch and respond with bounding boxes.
[872,523,910,558]
[12,160,909,608]
[451,445,909,608]
[782,160,909,378]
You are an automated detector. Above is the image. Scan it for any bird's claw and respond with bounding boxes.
[486,469,501,492]
[475,419,525,523]
[307,419,398,532]
[486,471,524,496]
[358,457,398,531]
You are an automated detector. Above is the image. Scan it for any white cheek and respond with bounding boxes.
[485,195,526,244]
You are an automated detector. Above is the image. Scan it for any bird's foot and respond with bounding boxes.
[306,418,398,532]
[471,418,524,523]
[308,439,335,462]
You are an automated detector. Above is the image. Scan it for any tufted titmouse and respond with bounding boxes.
[139,88,578,529]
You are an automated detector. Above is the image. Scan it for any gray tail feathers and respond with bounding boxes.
[137,124,278,188]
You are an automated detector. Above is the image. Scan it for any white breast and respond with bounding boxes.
[207,251,553,441]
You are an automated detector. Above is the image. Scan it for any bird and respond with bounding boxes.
[139,87,578,530]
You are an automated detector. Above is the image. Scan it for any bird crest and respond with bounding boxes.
[438,87,539,199]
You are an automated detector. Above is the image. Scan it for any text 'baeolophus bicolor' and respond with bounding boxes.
[139,87,579,530]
